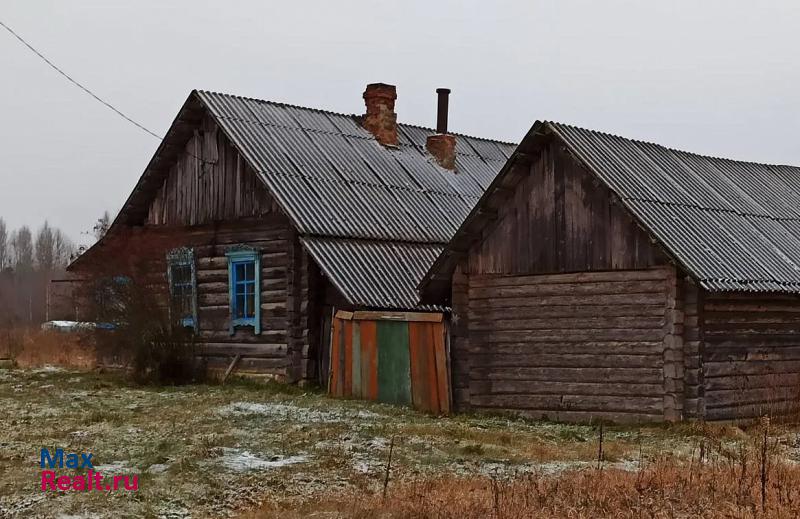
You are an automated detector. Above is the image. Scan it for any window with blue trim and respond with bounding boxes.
[226,248,260,334]
[167,248,198,331]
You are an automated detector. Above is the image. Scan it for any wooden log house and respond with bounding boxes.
[59,84,514,401]
[420,121,800,422]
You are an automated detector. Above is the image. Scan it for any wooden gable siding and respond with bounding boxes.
[700,293,800,421]
[467,140,664,275]
[146,114,280,226]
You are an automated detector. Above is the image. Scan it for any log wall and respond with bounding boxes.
[458,267,674,422]
[683,280,704,419]
[701,293,800,421]
[72,219,315,379]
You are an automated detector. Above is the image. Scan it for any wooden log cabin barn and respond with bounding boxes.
[60,84,515,413]
[419,121,800,422]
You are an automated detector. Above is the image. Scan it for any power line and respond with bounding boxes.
[0,18,163,140]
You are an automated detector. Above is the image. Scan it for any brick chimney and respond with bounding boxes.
[362,83,398,146]
[426,88,456,170]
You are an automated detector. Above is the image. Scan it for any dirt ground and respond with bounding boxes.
[2,367,800,518]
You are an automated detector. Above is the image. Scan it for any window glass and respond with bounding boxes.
[232,259,257,319]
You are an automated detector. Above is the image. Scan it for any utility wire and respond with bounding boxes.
[0,19,216,173]
[0,18,163,140]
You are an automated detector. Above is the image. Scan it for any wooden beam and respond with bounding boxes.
[352,311,444,323]
[221,354,241,384]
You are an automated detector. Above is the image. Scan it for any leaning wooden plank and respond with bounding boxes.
[221,354,241,384]
[335,310,354,320]
[329,317,341,395]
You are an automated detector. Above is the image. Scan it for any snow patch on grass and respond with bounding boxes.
[31,365,65,374]
[218,401,383,423]
[93,461,133,474]
[216,448,307,472]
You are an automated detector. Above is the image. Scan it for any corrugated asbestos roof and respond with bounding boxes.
[195,91,514,308]
[422,120,800,297]
[302,238,445,310]
[549,122,800,294]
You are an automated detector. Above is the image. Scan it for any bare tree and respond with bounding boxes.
[35,221,56,272]
[53,228,76,269]
[0,218,7,270]
[10,226,34,273]
[93,211,111,241]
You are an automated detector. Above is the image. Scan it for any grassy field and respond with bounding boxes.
[2,367,800,518]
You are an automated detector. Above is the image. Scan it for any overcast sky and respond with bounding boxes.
[1,1,798,245]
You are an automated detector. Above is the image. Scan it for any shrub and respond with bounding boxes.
[88,273,206,385]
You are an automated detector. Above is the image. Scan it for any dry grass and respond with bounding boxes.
[0,327,96,368]
[253,457,800,518]
[247,419,800,518]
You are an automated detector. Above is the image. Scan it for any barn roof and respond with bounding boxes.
[85,90,515,310]
[420,121,800,298]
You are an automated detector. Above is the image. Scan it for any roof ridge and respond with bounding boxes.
[196,89,359,120]
[196,89,516,147]
[548,121,800,171]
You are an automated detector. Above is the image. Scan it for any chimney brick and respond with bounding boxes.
[426,134,456,170]
[362,83,398,146]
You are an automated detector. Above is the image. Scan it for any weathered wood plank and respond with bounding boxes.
[468,280,667,299]
[467,341,664,356]
[468,316,665,331]
[467,353,660,369]
[468,268,670,287]
[469,379,664,397]
[470,366,664,384]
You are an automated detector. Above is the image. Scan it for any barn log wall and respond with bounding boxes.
[662,269,684,421]
[682,280,704,419]
[450,269,471,410]
[701,293,800,421]
[460,268,675,422]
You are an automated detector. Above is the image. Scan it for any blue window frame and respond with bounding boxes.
[226,248,260,334]
[167,248,198,331]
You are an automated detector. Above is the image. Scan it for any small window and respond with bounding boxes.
[95,275,131,324]
[167,248,197,330]
[226,248,260,334]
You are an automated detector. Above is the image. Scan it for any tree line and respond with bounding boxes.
[0,217,79,327]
